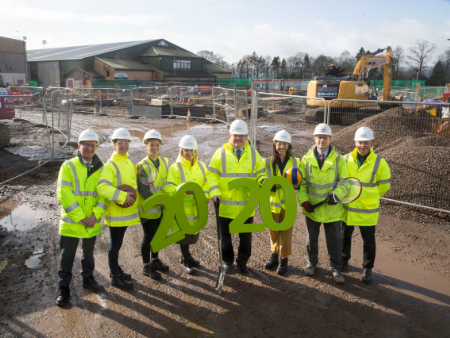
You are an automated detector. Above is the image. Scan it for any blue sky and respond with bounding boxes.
[1,0,449,64]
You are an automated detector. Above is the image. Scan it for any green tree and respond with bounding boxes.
[280,58,287,78]
[271,56,281,78]
[355,47,366,62]
[427,60,446,86]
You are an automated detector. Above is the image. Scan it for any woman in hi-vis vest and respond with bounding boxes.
[264,130,300,276]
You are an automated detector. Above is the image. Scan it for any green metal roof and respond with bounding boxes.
[203,60,232,74]
[95,57,158,71]
[140,46,201,58]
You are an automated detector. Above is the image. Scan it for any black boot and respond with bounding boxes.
[264,253,279,269]
[180,255,200,267]
[111,274,133,289]
[362,268,373,284]
[151,258,169,272]
[181,257,194,274]
[56,286,70,306]
[110,266,131,281]
[82,275,104,293]
[277,257,288,276]
[143,264,161,280]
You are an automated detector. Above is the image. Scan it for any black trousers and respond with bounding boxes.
[58,235,96,286]
[108,226,127,276]
[305,216,342,272]
[341,222,376,269]
[141,217,161,264]
[220,217,253,266]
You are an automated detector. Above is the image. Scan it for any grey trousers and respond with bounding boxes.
[305,216,343,272]
[58,235,96,286]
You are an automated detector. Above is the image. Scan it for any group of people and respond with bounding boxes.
[55,119,391,306]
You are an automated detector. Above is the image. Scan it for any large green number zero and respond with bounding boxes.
[228,178,266,234]
[259,176,297,231]
[142,193,185,253]
[174,182,208,235]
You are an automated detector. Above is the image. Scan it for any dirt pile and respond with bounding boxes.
[332,108,440,154]
[331,108,450,223]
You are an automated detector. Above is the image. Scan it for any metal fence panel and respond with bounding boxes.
[326,98,450,213]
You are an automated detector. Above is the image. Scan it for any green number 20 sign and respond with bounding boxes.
[141,177,297,253]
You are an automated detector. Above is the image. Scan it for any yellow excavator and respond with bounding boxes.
[305,47,393,124]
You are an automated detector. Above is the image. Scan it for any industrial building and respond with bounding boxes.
[27,39,231,87]
[0,36,27,85]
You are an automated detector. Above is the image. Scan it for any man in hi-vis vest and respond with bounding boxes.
[342,127,391,284]
[56,129,107,306]
[207,120,267,274]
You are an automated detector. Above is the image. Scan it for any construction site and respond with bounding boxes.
[1,46,450,336]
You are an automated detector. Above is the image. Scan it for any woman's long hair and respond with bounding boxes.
[271,141,292,175]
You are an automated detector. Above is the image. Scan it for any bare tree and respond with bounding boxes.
[438,48,450,84]
[406,40,436,79]
[391,46,405,80]
[337,50,356,75]
[197,50,231,70]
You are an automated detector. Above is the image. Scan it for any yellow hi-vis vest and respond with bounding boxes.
[206,140,267,219]
[57,154,107,238]
[165,155,209,233]
[97,153,140,227]
[342,148,391,226]
[136,156,169,220]
[298,145,349,223]
[265,156,301,213]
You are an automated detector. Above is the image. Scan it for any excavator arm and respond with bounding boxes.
[353,47,392,100]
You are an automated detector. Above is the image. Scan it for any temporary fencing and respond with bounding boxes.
[0,87,73,185]
[326,99,450,214]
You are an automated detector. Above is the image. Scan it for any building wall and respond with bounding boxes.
[37,61,60,87]
[215,73,232,79]
[94,58,153,81]
[59,60,84,86]
[0,37,25,54]
[0,53,26,74]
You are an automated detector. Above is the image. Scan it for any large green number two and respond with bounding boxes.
[228,177,297,233]
[141,182,208,253]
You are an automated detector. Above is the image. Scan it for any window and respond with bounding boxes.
[173,60,191,70]
[106,70,110,77]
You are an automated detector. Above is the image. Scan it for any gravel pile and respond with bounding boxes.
[330,108,450,224]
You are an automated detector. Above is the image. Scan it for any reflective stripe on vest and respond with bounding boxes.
[270,199,286,208]
[305,154,340,189]
[61,216,101,224]
[209,185,219,193]
[67,161,80,192]
[58,180,73,188]
[198,162,207,183]
[99,179,112,186]
[176,162,185,183]
[105,213,140,222]
[108,161,123,186]
[96,202,107,210]
[73,191,99,197]
[138,206,162,213]
[346,154,387,188]
[220,199,248,206]
[64,202,80,213]
[343,205,380,213]
[187,216,197,221]
[218,147,257,178]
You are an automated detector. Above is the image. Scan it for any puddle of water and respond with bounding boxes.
[351,238,450,308]
[0,200,47,231]
[25,251,44,268]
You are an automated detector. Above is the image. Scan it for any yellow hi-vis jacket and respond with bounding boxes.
[342,148,391,226]
[264,156,301,214]
[207,140,267,219]
[136,156,169,220]
[298,145,349,223]
[97,153,140,227]
[165,155,209,233]
[57,153,107,238]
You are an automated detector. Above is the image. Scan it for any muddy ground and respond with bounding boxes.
[0,111,450,337]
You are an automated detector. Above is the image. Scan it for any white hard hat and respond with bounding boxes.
[273,130,291,144]
[313,123,332,136]
[78,129,99,145]
[143,129,163,144]
[229,120,249,135]
[179,135,198,150]
[111,128,132,142]
[354,127,374,141]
